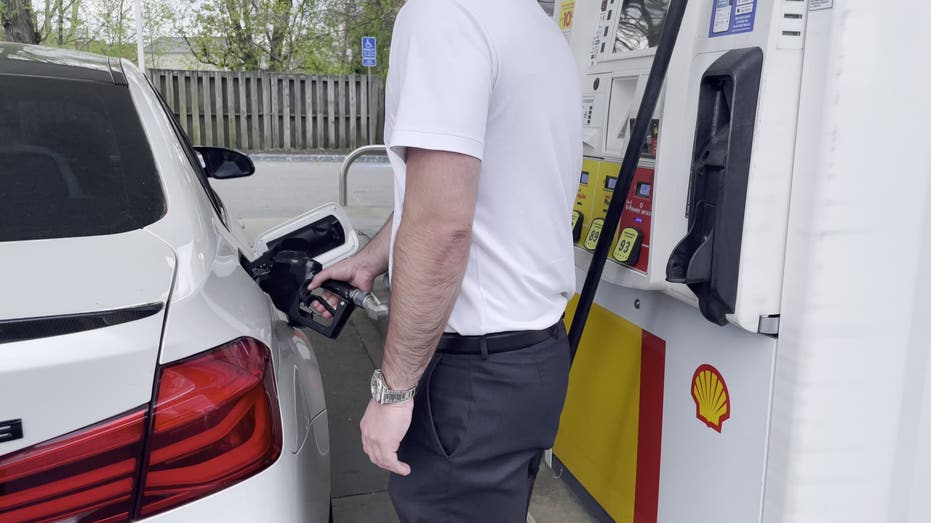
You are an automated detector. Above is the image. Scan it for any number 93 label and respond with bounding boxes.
[613,227,642,264]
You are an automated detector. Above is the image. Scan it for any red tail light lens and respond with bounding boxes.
[0,409,146,523]
[0,338,282,523]
[137,337,282,518]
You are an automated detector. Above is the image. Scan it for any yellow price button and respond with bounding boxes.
[613,227,642,264]
[584,219,604,251]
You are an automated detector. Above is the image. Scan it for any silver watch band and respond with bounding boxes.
[377,388,415,403]
[371,369,416,404]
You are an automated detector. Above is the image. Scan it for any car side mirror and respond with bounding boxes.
[194,147,255,179]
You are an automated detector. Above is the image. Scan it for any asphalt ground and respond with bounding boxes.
[212,157,596,523]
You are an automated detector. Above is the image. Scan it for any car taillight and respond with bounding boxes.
[136,337,282,518]
[0,338,282,523]
[0,409,147,523]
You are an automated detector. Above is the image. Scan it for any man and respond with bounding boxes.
[309,0,582,519]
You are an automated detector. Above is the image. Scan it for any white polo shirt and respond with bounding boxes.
[384,0,582,335]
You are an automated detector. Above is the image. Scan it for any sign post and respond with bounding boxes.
[362,36,377,143]
[133,0,146,72]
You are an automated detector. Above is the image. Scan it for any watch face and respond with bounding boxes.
[371,372,379,398]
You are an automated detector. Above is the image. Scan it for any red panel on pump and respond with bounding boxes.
[613,166,655,272]
[634,330,666,523]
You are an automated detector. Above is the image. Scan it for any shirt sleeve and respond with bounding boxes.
[387,0,496,161]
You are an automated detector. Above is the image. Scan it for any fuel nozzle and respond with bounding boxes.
[348,290,389,321]
[303,268,390,322]
[262,250,389,339]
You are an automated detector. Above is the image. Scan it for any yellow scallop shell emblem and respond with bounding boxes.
[691,364,730,432]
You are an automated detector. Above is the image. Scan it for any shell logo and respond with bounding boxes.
[691,364,730,433]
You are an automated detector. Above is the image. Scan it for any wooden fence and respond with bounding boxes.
[148,69,384,153]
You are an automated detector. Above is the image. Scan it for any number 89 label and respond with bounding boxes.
[583,219,604,251]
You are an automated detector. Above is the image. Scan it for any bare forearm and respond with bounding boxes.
[356,213,393,275]
[381,217,471,390]
[379,148,479,390]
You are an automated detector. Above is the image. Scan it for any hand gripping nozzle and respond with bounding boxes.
[258,250,389,339]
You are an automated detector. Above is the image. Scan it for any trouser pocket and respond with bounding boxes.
[424,355,472,459]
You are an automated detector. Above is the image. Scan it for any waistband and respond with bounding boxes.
[436,323,561,356]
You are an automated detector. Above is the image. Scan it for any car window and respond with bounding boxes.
[0,75,166,242]
[143,76,231,228]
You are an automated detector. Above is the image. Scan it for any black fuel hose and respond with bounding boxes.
[568,0,690,361]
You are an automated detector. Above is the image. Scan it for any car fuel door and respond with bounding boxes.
[251,202,359,266]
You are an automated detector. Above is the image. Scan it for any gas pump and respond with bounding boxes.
[550,0,810,521]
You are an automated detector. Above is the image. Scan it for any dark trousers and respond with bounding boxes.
[389,324,571,522]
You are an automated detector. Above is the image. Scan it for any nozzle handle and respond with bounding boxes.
[293,279,357,339]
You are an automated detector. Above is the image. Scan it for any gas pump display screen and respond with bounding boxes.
[614,0,671,53]
[605,177,618,191]
[636,182,652,198]
[581,172,590,184]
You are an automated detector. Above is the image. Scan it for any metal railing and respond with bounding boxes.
[338,145,389,206]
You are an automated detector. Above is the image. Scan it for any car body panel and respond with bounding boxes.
[0,51,337,522]
[155,217,276,366]
[0,229,174,455]
[0,43,115,83]
[0,306,165,454]
[123,59,334,521]
[121,61,274,365]
[275,321,328,446]
[0,229,175,321]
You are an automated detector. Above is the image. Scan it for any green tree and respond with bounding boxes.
[6,0,405,74]
[92,0,133,55]
[183,0,324,71]
[1,0,41,43]
[138,0,177,68]
[308,0,401,75]
[343,0,402,77]
[37,0,84,46]
[31,0,178,64]
[183,0,402,74]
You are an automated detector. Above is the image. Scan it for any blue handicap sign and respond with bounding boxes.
[362,36,377,67]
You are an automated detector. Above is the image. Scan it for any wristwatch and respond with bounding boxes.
[370,369,416,404]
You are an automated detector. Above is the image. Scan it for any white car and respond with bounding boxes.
[0,43,360,522]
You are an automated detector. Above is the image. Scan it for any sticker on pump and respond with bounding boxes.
[583,219,604,251]
[613,227,642,265]
[558,1,575,32]
[712,0,732,33]
[709,0,758,37]
[571,210,584,243]
[692,364,730,433]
